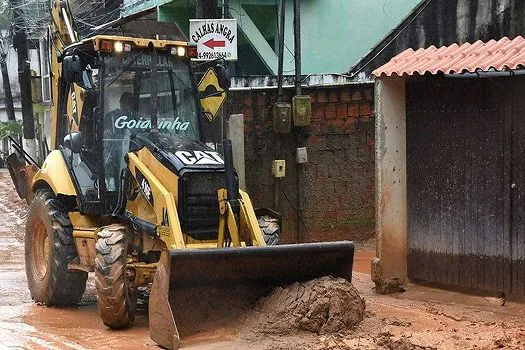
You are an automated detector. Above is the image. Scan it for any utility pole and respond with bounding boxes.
[293,0,301,96]
[12,0,37,160]
[220,0,229,18]
[277,0,285,101]
[196,0,217,19]
[293,0,306,242]
[0,37,15,121]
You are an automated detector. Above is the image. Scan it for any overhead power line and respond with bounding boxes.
[10,0,123,37]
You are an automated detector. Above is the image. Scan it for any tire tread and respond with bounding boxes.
[26,189,87,307]
[95,224,136,329]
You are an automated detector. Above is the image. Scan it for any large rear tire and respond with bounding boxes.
[95,224,137,329]
[25,189,87,306]
[258,215,280,245]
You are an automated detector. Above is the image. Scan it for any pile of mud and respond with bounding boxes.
[237,276,366,338]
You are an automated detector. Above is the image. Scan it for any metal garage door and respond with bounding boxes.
[406,76,525,295]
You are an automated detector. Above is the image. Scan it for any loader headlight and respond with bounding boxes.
[171,46,186,57]
[114,41,124,52]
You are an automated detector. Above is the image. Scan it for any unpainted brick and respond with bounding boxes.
[310,149,334,164]
[339,196,354,210]
[328,90,339,102]
[316,163,341,180]
[310,121,323,135]
[359,102,372,116]
[345,117,357,131]
[333,178,348,192]
[326,134,343,150]
[256,105,268,120]
[324,211,341,220]
[242,106,254,118]
[257,94,266,106]
[325,103,337,120]
[244,94,253,107]
[364,87,374,101]
[326,198,341,211]
[348,102,360,117]
[351,91,363,101]
[317,90,328,103]
[340,89,352,102]
[316,164,333,180]
[312,104,325,119]
[229,93,243,106]
[329,166,341,179]
[333,149,346,164]
[307,136,328,151]
[331,118,347,130]
[337,103,348,118]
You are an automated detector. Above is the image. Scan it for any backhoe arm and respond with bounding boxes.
[49,0,80,149]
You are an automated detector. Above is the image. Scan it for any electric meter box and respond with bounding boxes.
[292,95,312,126]
[272,160,286,178]
[273,102,291,134]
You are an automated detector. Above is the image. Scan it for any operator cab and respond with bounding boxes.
[58,36,204,214]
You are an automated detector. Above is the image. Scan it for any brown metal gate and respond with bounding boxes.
[406,76,525,295]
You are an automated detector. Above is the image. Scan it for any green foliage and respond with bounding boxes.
[0,120,22,139]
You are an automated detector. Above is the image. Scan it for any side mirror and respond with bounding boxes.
[215,63,231,91]
[64,132,82,154]
[62,54,83,84]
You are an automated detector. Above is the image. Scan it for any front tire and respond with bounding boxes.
[25,189,87,306]
[95,224,137,329]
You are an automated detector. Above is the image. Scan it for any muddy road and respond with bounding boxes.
[2,169,525,349]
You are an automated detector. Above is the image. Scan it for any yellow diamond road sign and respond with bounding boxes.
[198,67,226,121]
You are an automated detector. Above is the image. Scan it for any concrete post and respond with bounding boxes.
[372,76,407,293]
[225,114,246,190]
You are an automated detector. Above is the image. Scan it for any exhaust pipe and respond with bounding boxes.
[222,139,238,201]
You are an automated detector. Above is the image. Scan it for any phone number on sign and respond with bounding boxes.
[198,51,232,60]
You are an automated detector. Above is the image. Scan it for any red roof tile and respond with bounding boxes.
[372,36,525,77]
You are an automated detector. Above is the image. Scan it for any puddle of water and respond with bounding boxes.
[24,303,155,350]
[0,304,34,349]
[353,248,375,274]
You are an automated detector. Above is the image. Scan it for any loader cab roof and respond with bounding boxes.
[63,35,190,56]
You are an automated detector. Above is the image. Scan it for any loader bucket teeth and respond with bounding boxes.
[148,241,355,349]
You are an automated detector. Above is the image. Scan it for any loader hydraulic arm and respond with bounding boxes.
[127,150,186,249]
[217,140,266,247]
[50,0,78,53]
[49,0,81,149]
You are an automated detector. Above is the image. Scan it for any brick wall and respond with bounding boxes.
[224,84,375,243]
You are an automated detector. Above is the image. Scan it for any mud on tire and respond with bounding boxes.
[95,224,137,329]
[25,189,87,306]
[258,215,280,245]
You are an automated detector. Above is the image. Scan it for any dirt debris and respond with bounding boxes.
[237,276,365,340]
[375,332,437,350]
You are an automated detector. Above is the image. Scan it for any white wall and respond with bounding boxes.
[0,46,21,99]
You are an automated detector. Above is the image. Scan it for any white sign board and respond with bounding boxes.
[189,19,237,61]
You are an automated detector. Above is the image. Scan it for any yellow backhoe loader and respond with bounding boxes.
[7,1,355,349]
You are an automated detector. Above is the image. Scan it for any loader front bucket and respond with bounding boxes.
[149,241,355,349]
